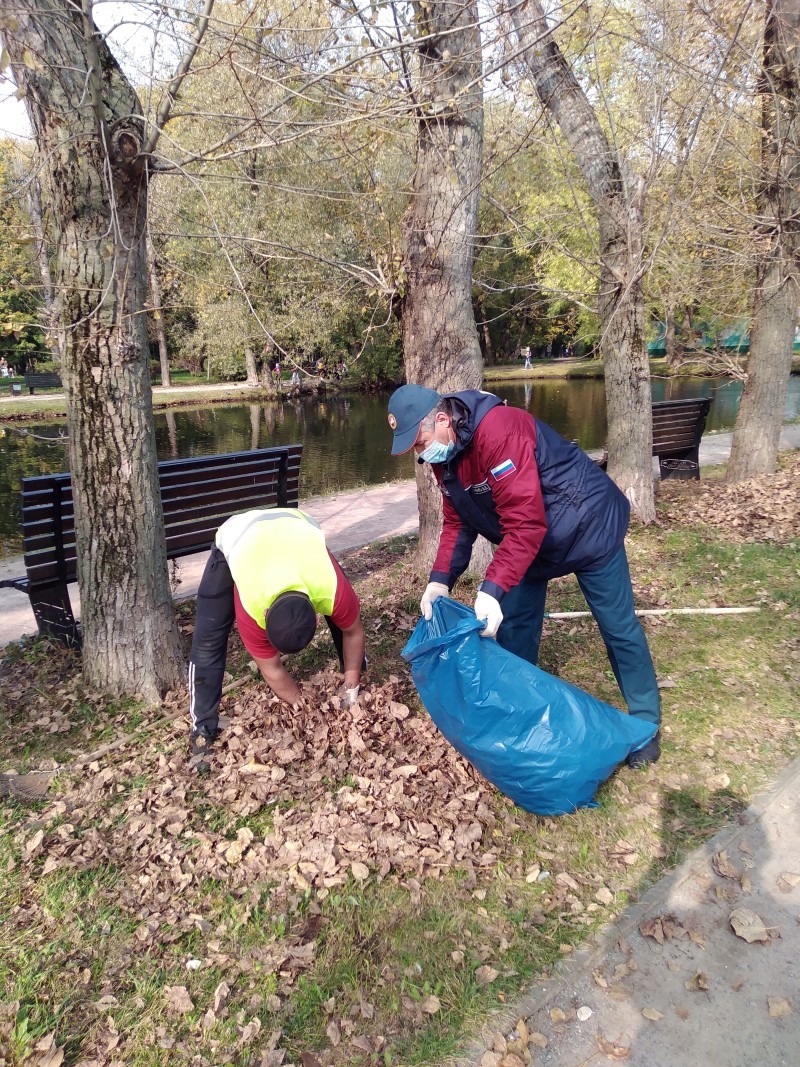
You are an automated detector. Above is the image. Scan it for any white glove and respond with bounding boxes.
[474,591,503,638]
[420,581,449,621]
[343,685,360,707]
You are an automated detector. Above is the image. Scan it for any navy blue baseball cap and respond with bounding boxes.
[266,591,317,653]
[387,385,441,455]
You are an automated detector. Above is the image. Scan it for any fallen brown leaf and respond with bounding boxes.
[685,971,709,992]
[767,997,793,1018]
[712,850,740,880]
[596,1033,631,1060]
[729,908,770,943]
[30,1033,64,1067]
[164,985,194,1014]
[640,914,685,944]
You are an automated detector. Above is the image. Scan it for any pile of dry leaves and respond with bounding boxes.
[658,451,800,544]
[12,670,510,930]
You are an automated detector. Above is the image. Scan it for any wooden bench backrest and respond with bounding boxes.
[650,398,712,456]
[24,373,62,387]
[20,445,303,589]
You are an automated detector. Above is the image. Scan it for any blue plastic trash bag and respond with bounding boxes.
[401,598,657,816]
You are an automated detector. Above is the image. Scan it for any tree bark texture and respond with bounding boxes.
[147,236,171,388]
[400,0,486,569]
[3,1,184,698]
[512,1,655,523]
[727,0,800,481]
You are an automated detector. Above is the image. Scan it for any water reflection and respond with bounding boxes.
[2,376,799,557]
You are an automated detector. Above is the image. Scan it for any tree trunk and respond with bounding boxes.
[25,172,62,361]
[664,307,682,370]
[245,344,260,387]
[147,236,171,388]
[479,298,496,365]
[512,1,655,523]
[727,0,800,481]
[5,1,184,699]
[400,0,485,570]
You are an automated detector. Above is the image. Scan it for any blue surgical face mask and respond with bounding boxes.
[419,439,454,464]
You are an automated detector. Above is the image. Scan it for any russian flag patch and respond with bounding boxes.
[490,458,516,481]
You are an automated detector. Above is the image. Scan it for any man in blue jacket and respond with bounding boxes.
[388,385,661,768]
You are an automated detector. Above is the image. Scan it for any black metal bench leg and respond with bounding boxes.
[27,583,81,648]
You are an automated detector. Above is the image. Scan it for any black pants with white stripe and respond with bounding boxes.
[188,546,349,738]
[188,547,235,739]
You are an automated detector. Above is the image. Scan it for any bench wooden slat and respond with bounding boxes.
[24,372,62,394]
[596,397,712,478]
[13,444,304,645]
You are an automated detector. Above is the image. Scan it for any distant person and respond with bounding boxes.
[386,385,662,768]
[188,508,366,763]
[291,368,300,387]
[522,346,532,369]
[0,357,8,377]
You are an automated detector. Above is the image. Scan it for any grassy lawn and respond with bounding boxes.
[1,457,798,1065]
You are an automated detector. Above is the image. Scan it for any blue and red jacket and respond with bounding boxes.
[428,391,630,601]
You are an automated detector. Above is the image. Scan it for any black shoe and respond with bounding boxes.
[189,729,218,771]
[627,730,661,769]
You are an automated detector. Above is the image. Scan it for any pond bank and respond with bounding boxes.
[0,378,354,424]
[5,356,798,422]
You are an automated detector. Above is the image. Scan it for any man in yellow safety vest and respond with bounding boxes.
[188,508,366,765]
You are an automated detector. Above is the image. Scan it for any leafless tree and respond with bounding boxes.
[509,0,655,522]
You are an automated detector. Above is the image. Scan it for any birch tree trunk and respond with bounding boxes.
[3,1,185,698]
[727,0,800,481]
[401,0,486,568]
[511,1,655,523]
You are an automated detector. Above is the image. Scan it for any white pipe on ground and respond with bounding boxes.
[545,607,760,619]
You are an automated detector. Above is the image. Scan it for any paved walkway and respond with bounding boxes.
[457,755,800,1066]
[1,424,798,648]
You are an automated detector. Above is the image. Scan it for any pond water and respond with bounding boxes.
[2,374,799,557]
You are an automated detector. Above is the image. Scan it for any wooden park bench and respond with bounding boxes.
[597,397,712,480]
[24,372,62,394]
[0,444,303,648]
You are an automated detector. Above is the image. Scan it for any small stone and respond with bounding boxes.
[577,1006,593,1021]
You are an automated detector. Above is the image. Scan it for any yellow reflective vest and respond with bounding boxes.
[215,509,337,627]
